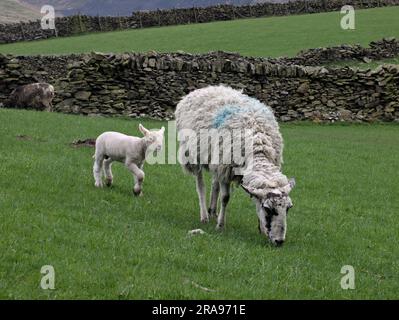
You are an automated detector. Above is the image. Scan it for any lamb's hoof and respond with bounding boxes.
[133,190,143,197]
[208,208,217,218]
[105,179,113,187]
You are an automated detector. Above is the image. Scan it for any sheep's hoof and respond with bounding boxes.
[216,223,224,231]
[105,178,113,187]
[95,181,103,188]
[133,190,143,197]
[200,216,209,224]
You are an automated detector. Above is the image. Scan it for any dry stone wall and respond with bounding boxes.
[1,39,399,122]
[280,38,399,66]
[1,0,399,44]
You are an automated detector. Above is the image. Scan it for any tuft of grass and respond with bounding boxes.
[1,7,399,57]
[0,109,398,299]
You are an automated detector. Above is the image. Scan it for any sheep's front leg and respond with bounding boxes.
[44,100,52,112]
[216,182,230,230]
[103,158,113,187]
[208,176,220,218]
[195,172,209,223]
[93,156,104,188]
[126,162,145,196]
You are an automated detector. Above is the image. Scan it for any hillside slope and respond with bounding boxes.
[0,0,42,24]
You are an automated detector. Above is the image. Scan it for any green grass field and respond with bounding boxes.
[1,5,399,300]
[0,109,398,299]
[1,6,399,57]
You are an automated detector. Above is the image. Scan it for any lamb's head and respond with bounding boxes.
[139,123,165,154]
[242,176,295,246]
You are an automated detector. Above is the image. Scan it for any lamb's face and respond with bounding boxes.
[139,124,165,154]
[261,195,293,246]
[148,128,165,153]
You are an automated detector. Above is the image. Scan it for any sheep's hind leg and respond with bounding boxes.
[208,176,220,218]
[126,162,145,196]
[195,171,209,223]
[93,156,104,188]
[103,158,113,187]
[216,182,230,230]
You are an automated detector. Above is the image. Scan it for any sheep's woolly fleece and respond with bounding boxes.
[175,85,290,197]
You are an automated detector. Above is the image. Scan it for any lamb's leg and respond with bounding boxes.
[93,156,104,188]
[255,199,268,236]
[195,172,209,223]
[216,182,230,230]
[208,176,220,218]
[126,162,145,196]
[103,158,113,187]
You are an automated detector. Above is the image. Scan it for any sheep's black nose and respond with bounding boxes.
[274,239,284,247]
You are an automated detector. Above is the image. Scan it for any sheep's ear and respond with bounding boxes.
[266,190,282,199]
[139,124,150,136]
[281,178,296,194]
[241,184,260,199]
[160,126,165,134]
[289,178,296,189]
[241,185,253,197]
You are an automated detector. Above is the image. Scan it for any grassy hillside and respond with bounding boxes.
[1,6,399,57]
[0,0,41,24]
[21,0,287,16]
[0,108,398,299]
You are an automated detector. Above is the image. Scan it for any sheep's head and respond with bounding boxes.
[139,123,165,155]
[242,178,295,246]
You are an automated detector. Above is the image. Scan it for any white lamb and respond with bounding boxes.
[175,85,295,246]
[93,124,165,196]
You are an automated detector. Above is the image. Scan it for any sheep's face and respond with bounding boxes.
[243,177,295,246]
[261,194,293,246]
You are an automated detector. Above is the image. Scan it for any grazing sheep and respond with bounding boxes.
[175,85,295,246]
[93,124,165,196]
[7,83,55,111]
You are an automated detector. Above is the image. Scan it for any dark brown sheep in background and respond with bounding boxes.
[7,83,55,112]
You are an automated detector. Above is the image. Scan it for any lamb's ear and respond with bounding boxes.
[139,124,150,136]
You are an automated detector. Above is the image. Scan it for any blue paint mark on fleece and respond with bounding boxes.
[212,100,269,128]
[213,105,242,128]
